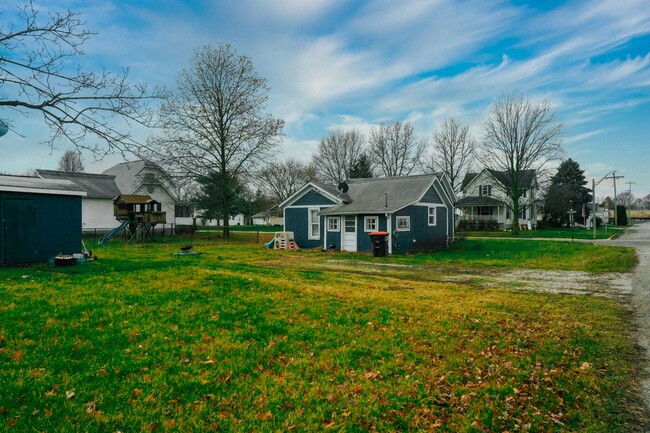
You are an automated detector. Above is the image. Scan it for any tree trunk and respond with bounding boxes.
[511,200,520,235]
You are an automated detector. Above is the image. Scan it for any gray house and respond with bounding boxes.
[280,174,455,254]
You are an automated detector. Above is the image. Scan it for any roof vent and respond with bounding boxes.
[338,182,349,193]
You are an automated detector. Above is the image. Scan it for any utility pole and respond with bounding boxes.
[610,171,624,226]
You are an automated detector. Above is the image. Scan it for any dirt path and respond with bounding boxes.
[599,222,650,429]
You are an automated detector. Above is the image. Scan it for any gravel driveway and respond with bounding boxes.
[602,221,650,428]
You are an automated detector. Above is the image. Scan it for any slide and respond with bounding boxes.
[98,219,131,245]
[264,238,275,249]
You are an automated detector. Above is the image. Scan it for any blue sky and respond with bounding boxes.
[2,0,649,199]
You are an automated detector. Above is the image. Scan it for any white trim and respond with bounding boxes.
[0,186,86,197]
[364,215,378,232]
[278,182,341,209]
[308,207,320,240]
[396,216,410,231]
[386,213,392,254]
[288,204,335,209]
[327,216,340,232]
[428,206,437,226]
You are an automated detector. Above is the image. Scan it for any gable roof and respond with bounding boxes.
[36,169,120,199]
[102,160,174,196]
[0,174,86,196]
[320,173,448,215]
[461,169,537,191]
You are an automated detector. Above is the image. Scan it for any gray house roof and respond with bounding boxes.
[461,169,537,191]
[102,160,174,196]
[320,173,448,215]
[36,170,120,199]
[0,174,86,196]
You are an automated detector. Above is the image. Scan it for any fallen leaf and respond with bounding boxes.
[65,390,75,399]
[257,411,273,420]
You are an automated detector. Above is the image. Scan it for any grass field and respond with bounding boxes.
[0,237,643,432]
[458,226,624,240]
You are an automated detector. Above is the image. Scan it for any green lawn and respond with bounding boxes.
[0,238,643,432]
[459,226,624,240]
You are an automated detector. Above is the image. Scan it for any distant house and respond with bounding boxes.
[102,160,176,225]
[36,170,122,230]
[456,169,539,230]
[280,174,455,253]
[0,175,85,265]
[252,210,284,226]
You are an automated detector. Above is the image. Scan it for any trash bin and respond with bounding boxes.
[369,231,389,257]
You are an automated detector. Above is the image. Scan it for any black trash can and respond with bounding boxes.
[369,231,389,257]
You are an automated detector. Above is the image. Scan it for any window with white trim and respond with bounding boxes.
[327,217,340,232]
[428,207,437,226]
[480,185,492,196]
[396,216,410,231]
[308,208,320,239]
[364,216,378,232]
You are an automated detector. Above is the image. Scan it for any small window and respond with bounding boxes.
[428,207,437,226]
[480,185,492,196]
[364,216,378,232]
[327,217,340,232]
[308,208,320,240]
[520,189,527,198]
[396,216,410,231]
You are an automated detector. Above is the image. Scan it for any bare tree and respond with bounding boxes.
[369,121,425,177]
[58,150,85,172]
[148,44,284,237]
[311,128,365,184]
[258,158,316,203]
[0,2,164,156]
[478,95,563,233]
[427,118,475,193]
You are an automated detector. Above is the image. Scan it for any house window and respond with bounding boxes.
[175,204,193,218]
[364,216,378,232]
[519,205,527,220]
[520,189,527,198]
[327,217,340,232]
[428,207,437,226]
[396,216,410,231]
[308,208,320,240]
[480,185,492,196]
[478,207,493,216]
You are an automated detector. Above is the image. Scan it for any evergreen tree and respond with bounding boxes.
[543,159,592,227]
[349,153,374,179]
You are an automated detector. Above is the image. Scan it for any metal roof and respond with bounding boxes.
[0,175,86,196]
[455,195,504,206]
[36,169,120,199]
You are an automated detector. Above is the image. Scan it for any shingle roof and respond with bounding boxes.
[320,174,440,215]
[461,169,536,190]
[455,195,503,206]
[102,160,173,195]
[0,174,86,196]
[36,170,120,199]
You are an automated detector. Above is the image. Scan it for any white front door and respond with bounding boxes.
[343,215,357,251]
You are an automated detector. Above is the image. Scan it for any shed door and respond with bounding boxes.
[3,199,37,265]
[342,216,357,252]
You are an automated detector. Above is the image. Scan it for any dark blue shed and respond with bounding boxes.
[0,175,86,265]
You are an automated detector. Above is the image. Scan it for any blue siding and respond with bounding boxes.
[1,192,82,265]
[356,214,388,253]
[293,190,336,206]
[284,206,329,249]
[324,217,341,250]
[420,184,443,204]
[392,205,448,253]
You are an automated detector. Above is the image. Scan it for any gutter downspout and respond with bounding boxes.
[386,213,392,255]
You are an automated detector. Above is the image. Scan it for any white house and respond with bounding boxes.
[36,170,121,230]
[102,160,177,225]
[456,169,540,230]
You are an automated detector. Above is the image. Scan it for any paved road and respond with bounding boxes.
[605,221,650,428]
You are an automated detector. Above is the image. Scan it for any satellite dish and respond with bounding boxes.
[338,182,349,193]
[0,120,8,137]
